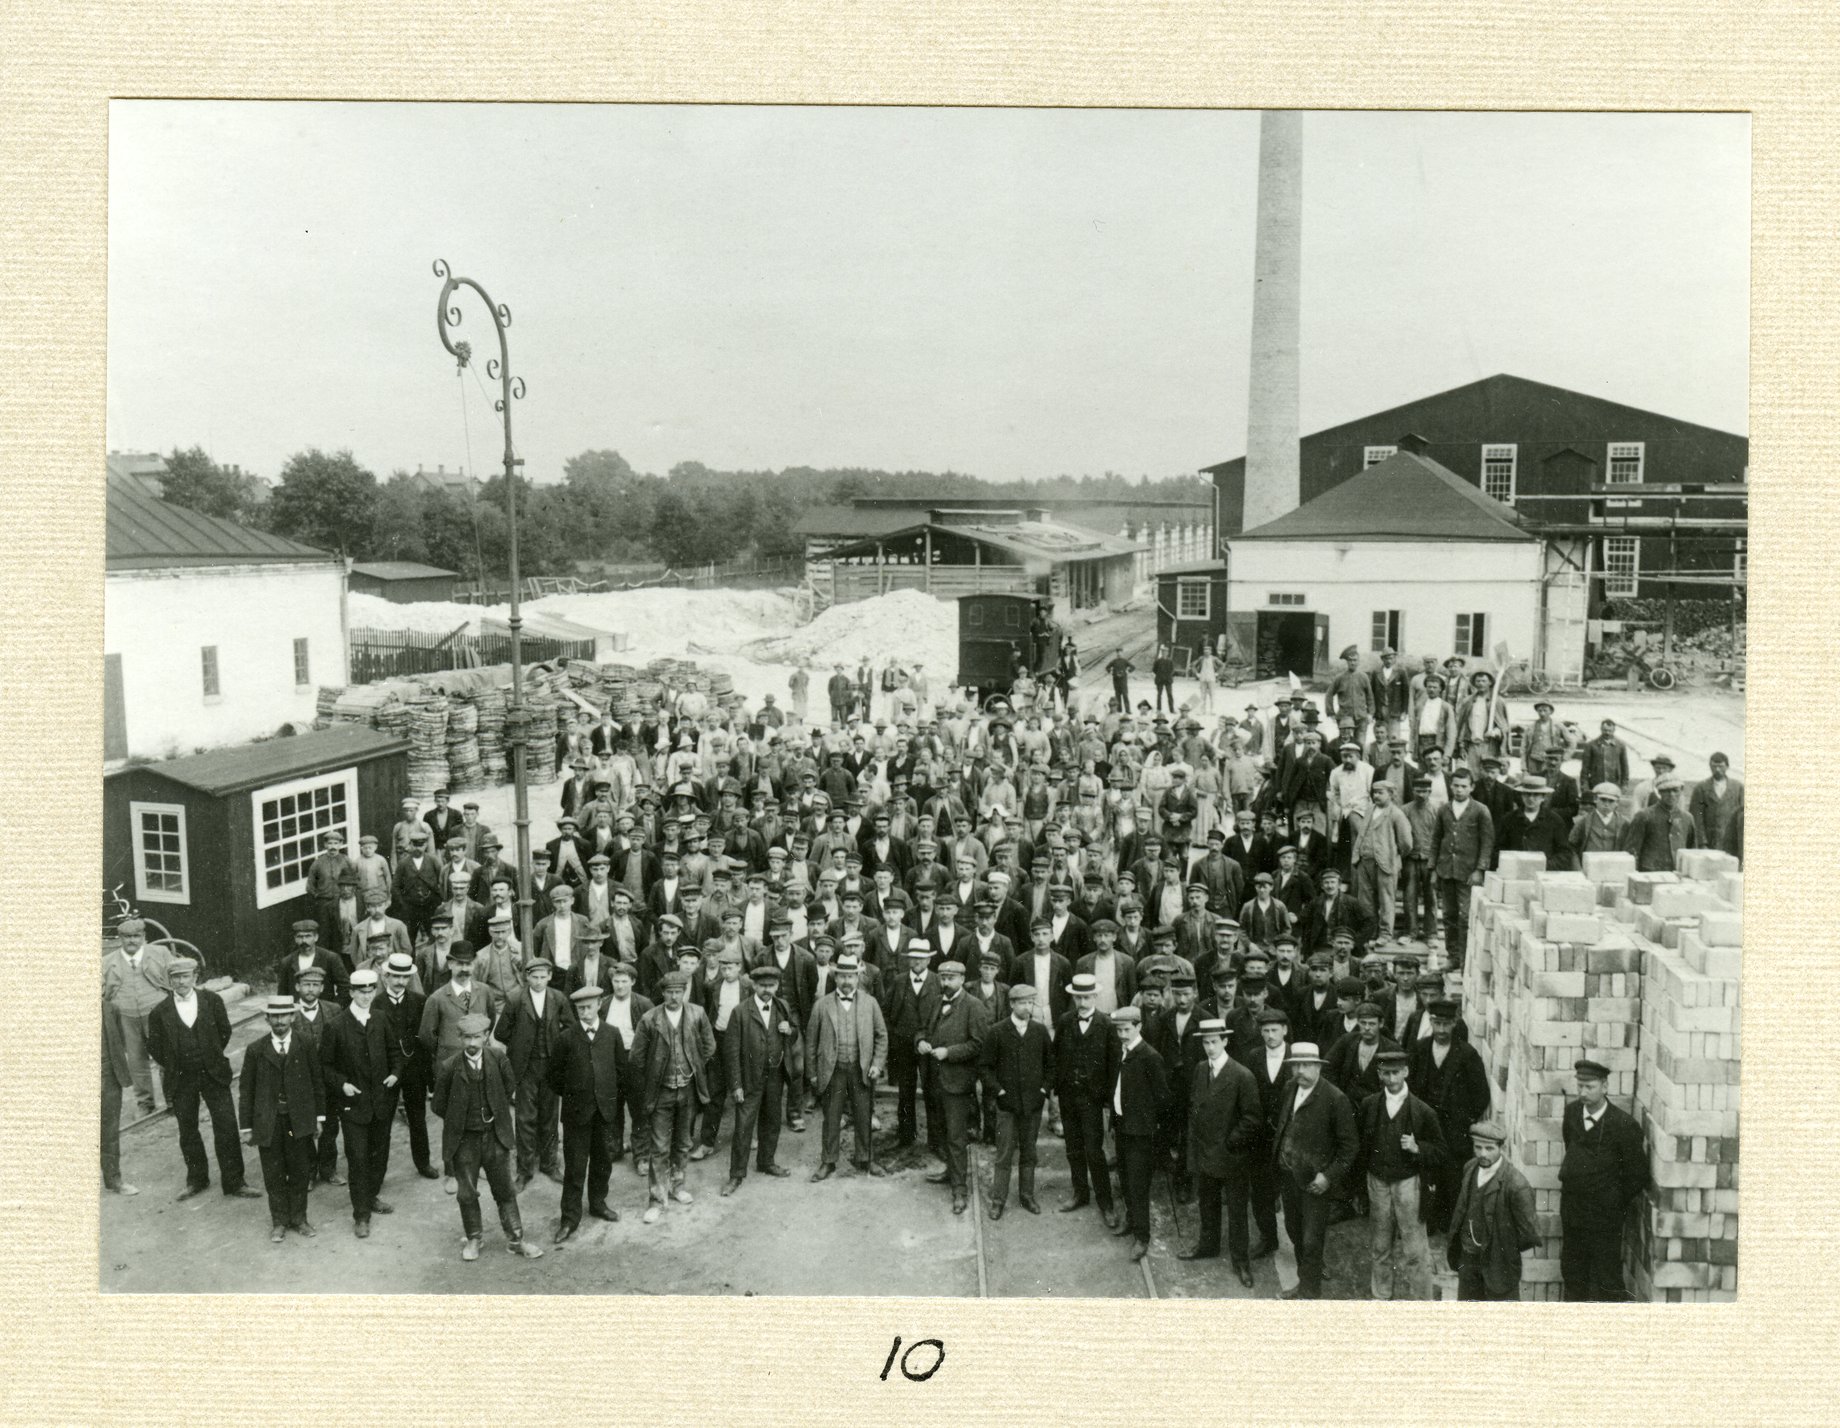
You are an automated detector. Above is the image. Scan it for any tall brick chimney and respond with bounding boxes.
[1241,110,1303,533]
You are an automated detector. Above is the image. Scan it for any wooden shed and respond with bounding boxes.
[349,560,459,603]
[103,725,409,978]
[1155,559,1230,663]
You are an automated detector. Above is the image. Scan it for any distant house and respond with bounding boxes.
[410,463,484,503]
[106,449,169,498]
[1203,373,1747,604]
[105,473,349,762]
[815,508,1141,613]
[349,560,459,603]
[795,494,1212,597]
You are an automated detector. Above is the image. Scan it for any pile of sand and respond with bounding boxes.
[745,587,957,675]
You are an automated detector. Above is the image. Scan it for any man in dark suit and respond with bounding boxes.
[721,961,803,1195]
[1110,1006,1169,1262]
[1148,969,1205,1201]
[1430,767,1493,970]
[1055,973,1121,1229]
[920,960,992,1215]
[422,788,462,849]
[377,951,437,1181]
[431,1013,544,1261]
[391,828,445,944]
[626,971,718,1222]
[804,954,889,1180]
[1408,997,1494,1233]
[1300,867,1376,959]
[1358,1048,1446,1300]
[1010,915,1074,1037]
[147,955,258,1203]
[1238,872,1294,947]
[1273,1041,1358,1298]
[749,914,818,1135]
[967,899,1017,985]
[1446,1118,1542,1300]
[238,995,327,1242]
[495,957,575,1189]
[980,980,1054,1218]
[319,967,405,1237]
[275,919,352,1002]
[883,942,943,1153]
[1272,847,1316,920]
[287,965,345,1185]
[546,984,627,1242]
[1237,1006,1292,1262]
[546,814,591,889]
[1180,1015,1264,1285]
[1560,1057,1650,1301]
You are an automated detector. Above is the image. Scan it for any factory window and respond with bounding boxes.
[1604,536,1641,598]
[1607,442,1645,484]
[1363,445,1397,468]
[1481,444,1518,503]
[1733,538,1747,586]
[1371,610,1402,653]
[130,801,190,905]
[1454,612,1489,658]
[251,767,358,909]
[293,637,311,689]
[1267,592,1305,607]
[201,644,221,701]
[1176,580,1211,619]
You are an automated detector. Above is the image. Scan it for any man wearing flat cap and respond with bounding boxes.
[432,1012,543,1261]
[147,953,257,1203]
[239,995,326,1242]
[1621,773,1697,873]
[1406,997,1492,1235]
[627,970,717,1223]
[979,980,1053,1219]
[1447,1119,1541,1300]
[320,968,405,1237]
[275,918,351,1005]
[1272,1040,1358,1298]
[1357,1048,1445,1299]
[546,984,627,1243]
[1560,1057,1649,1300]
[805,954,888,1181]
[287,964,345,1185]
[497,957,575,1190]
[391,825,445,945]
[920,960,992,1216]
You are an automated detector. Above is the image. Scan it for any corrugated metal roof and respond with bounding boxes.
[116,725,409,796]
[350,561,458,581]
[107,473,333,569]
[1232,451,1534,544]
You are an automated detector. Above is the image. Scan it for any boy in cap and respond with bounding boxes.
[1272,1040,1358,1298]
[979,979,1052,1218]
[320,967,405,1237]
[1178,1015,1262,1285]
[432,1013,543,1260]
[1446,1119,1541,1300]
[626,970,718,1223]
[1559,1057,1649,1300]
[239,994,327,1242]
[1358,1048,1445,1299]
[147,953,257,1202]
[546,984,626,1243]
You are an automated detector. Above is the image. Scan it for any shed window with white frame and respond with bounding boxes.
[1481,444,1518,503]
[1176,579,1211,619]
[1363,445,1397,468]
[252,766,359,909]
[1607,442,1645,484]
[131,800,189,904]
[1604,536,1641,598]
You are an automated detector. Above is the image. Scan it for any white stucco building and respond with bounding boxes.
[105,474,349,763]
[1222,450,1545,677]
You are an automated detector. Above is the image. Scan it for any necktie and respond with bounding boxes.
[839,995,853,1006]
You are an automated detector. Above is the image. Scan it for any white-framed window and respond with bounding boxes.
[1363,445,1397,469]
[201,644,221,701]
[1267,592,1305,607]
[1481,444,1518,503]
[1734,537,1747,586]
[1176,579,1210,619]
[1604,536,1641,598]
[293,637,311,689]
[130,801,190,905]
[1454,612,1489,658]
[1607,442,1645,485]
[1371,609,1402,653]
[251,766,359,909]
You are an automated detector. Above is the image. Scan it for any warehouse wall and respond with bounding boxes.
[105,563,349,760]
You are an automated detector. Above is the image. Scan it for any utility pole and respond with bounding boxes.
[433,261,534,950]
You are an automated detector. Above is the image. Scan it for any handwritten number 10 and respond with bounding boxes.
[880,1336,945,1381]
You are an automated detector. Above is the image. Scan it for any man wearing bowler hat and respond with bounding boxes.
[720,959,802,1196]
[1179,1015,1262,1286]
[432,1012,543,1261]
[1560,1057,1649,1300]
[1447,1118,1541,1300]
[546,983,626,1244]
[239,994,326,1243]
[1272,1040,1358,1298]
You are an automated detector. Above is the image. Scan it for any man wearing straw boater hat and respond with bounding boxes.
[319,967,404,1238]
[238,994,326,1243]
[147,952,258,1203]
[1271,1038,1357,1299]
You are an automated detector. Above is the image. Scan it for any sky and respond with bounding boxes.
[107,105,1750,485]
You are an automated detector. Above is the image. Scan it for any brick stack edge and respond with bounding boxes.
[1460,847,1742,1303]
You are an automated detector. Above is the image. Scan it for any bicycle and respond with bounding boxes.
[1497,658,1554,696]
[103,883,201,971]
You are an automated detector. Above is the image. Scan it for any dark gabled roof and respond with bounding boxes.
[107,473,333,570]
[820,518,1143,563]
[121,725,409,796]
[350,561,457,581]
[1156,559,1228,577]
[791,504,904,539]
[1232,451,1534,544]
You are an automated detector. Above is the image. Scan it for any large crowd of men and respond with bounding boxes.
[104,641,1735,1298]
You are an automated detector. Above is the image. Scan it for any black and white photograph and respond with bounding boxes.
[100,103,1747,1300]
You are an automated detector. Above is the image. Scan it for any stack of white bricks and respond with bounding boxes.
[1627,849,1742,1303]
[1461,850,1646,1300]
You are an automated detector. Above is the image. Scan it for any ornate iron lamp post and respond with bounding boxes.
[433,260,534,948]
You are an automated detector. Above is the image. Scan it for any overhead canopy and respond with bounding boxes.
[1232,450,1533,544]
[820,517,1142,563]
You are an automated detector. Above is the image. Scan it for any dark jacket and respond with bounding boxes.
[882,967,943,1050]
[377,987,430,1079]
[626,1002,718,1111]
[1356,1087,1447,1189]
[1301,892,1376,957]
[924,991,991,1096]
[1272,1075,1358,1184]
[1446,1155,1542,1293]
[1559,1099,1649,1227]
[1326,1031,1402,1105]
[391,853,445,917]
[146,989,234,1085]
[319,1004,405,1123]
[981,1014,1055,1116]
[1007,947,1073,1027]
[545,1019,625,1127]
[1187,1055,1263,1175]
[274,946,352,1004]
[1431,800,1494,882]
[1238,1037,1293,1156]
[723,990,805,1097]
[495,984,579,1082]
[431,1044,517,1161]
[1114,1039,1170,1138]
[1407,1035,1492,1144]
[238,1031,326,1147]
[1053,1007,1121,1103]
[1621,804,1696,874]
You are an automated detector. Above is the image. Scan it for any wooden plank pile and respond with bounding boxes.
[445,698,483,789]
[403,692,451,797]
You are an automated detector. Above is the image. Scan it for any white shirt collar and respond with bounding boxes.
[1384,1085,1409,1116]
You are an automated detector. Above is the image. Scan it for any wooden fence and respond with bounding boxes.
[347,627,597,684]
[452,557,804,604]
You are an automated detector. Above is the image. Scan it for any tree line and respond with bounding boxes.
[152,445,1212,583]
